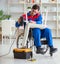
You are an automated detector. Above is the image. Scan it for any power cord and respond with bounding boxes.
[0,28,36,62]
[0,29,17,57]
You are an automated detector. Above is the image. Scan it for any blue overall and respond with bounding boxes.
[15,11,53,47]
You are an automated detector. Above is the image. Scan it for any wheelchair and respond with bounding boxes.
[16,28,53,57]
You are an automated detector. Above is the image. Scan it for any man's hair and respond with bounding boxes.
[32,4,40,11]
[19,16,24,26]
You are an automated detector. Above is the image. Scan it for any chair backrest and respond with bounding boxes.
[2,20,15,37]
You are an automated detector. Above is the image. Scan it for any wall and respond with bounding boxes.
[0,0,8,14]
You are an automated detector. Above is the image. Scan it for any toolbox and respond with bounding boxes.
[13,48,32,59]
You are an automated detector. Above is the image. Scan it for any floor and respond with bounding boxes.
[0,39,60,64]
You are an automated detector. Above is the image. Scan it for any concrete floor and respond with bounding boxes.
[0,39,60,64]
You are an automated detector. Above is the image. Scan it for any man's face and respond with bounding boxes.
[31,9,39,15]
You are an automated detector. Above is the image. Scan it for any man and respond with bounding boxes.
[16,4,57,54]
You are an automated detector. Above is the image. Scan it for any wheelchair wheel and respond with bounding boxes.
[16,33,24,48]
[16,32,49,55]
[41,45,48,54]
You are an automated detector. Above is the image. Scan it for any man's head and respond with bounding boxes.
[31,4,40,15]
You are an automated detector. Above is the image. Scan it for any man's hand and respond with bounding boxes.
[30,21,36,24]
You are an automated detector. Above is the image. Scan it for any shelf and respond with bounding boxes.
[43,19,57,22]
[25,3,40,5]
[42,11,57,13]
[8,2,40,5]
[8,3,20,5]
[42,2,57,6]
[42,11,57,14]
[42,2,57,4]
[10,12,24,14]
[8,1,25,5]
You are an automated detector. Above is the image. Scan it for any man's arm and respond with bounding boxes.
[36,14,43,24]
[30,14,43,24]
[15,22,20,27]
[15,16,24,27]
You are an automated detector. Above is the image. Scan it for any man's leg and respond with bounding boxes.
[41,28,57,53]
[41,28,53,47]
[32,28,44,53]
[32,28,41,47]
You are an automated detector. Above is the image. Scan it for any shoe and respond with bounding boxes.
[50,47,57,53]
[36,47,44,54]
